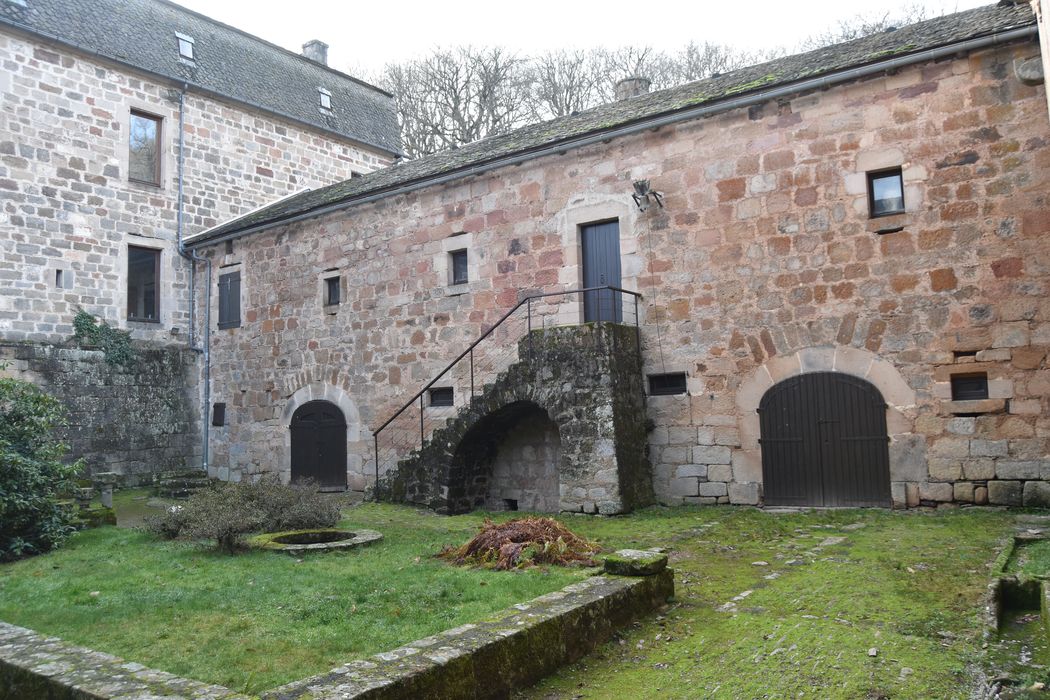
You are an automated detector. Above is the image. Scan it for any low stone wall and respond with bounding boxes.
[0,622,248,699]
[0,341,200,484]
[264,559,674,699]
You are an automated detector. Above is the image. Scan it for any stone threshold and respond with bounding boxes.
[0,551,674,700]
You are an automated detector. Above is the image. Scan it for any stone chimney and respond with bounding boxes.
[302,40,329,66]
[614,76,651,101]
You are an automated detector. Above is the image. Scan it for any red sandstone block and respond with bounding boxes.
[716,178,746,202]
[992,257,1024,278]
[930,268,958,291]
[762,150,795,170]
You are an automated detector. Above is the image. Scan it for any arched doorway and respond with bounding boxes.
[290,400,347,490]
[759,372,890,507]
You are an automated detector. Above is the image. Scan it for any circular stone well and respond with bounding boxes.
[248,528,382,553]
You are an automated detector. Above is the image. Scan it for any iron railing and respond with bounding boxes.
[371,286,643,486]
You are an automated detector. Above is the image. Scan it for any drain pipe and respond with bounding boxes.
[173,85,211,475]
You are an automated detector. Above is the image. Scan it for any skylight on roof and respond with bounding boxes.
[318,87,332,111]
[176,33,195,61]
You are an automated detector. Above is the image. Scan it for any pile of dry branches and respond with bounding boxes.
[438,517,600,570]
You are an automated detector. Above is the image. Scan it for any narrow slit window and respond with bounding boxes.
[324,276,341,306]
[318,88,332,110]
[429,387,454,407]
[176,33,195,60]
[867,167,904,218]
[648,372,688,396]
[54,269,63,288]
[450,249,468,285]
[217,270,241,329]
[951,373,988,401]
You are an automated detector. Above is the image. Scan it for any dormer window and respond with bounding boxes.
[176,33,195,61]
[318,88,332,111]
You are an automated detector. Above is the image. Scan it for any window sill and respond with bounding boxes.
[941,398,1006,415]
[447,283,470,297]
[867,212,910,235]
[127,317,160,325]
[323,304,340,316]
[217,323,240,331]
[128,178,162,189]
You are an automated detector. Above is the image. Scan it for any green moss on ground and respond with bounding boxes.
[522,506,1024,700]
[1006,538,1050,578]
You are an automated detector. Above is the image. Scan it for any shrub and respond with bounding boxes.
[0,373,83,561]
[72,309,134,366]
[438,517,600,570]
[145,476,341,553]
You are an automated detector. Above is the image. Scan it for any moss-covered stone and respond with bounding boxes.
[603,549,668,576]
[75,505,116,529]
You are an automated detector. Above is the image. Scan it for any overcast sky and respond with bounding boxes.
[174,0,991,77]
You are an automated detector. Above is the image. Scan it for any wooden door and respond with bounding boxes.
[581,221,622,322]
[759,372,890,507]
[290,401,347,490]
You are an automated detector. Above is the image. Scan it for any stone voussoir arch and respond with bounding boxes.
[735,345,921,491]
[276,381,362,483]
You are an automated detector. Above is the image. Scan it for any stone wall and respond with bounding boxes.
[485,410,561,512]
[193,38,1050,508]
[0,27,393,345]
[0,342,199,484]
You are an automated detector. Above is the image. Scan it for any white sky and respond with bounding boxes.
[174,0,991,76]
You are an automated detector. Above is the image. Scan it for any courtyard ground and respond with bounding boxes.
[0,496,1042,698]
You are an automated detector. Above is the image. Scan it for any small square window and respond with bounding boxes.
[429,387,454,407]
[450,249,468,285]
[867,167,904,218]
[324,276,341,306]
[177,34,194,60]
[951,373,988,401]
[129,110,161,186]
[319,88,332,110]
[648,372,688,396]
[127,245,160,322]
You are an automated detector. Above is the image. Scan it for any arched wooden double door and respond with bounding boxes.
[759,372,890,507]
[290,400,346,490]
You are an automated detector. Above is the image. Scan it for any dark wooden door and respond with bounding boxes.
[290,400,347,490]
[759,372,890,507]
[581,221,622,322]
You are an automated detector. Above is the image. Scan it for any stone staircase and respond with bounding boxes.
[153,468,213,499]
[375,323,652,515]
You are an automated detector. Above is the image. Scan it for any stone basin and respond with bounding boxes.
[248,528,382,553]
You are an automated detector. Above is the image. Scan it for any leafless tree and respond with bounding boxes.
[799,4,932,50]
[531,49,604,119]
[378,46,533,159]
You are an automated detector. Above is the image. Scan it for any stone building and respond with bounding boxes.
[185,2,1050,511]
[0,0,400,480]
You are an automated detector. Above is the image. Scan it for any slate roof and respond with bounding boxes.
[188,2,1036,245]
[0,0,401,155]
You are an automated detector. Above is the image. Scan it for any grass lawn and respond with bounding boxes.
[0,498,589,694]
[0,498,1039,699]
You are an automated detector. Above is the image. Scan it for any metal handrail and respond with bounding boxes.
[371,285,642,487]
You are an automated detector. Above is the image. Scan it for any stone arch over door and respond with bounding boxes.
[280,382,361,485]
[735,346,920,505]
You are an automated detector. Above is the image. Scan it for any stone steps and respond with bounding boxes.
[153,469,213,499]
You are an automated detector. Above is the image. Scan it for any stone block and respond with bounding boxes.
[731,450,762,482]
[953,481,975,503]
[992,322,1030,348]
[962,458,996,480]
[1010,400,1043,415]
[930,437,969,458]
[669,477,699,497]
[970,439,1008,458]
[667,426,697,444]
[889,434,926,482]
[698,481,728,497]
[996,460,1048,480]
[987,480,1023,506]
[975,348,1011,362]
[890,481,906,508]
[692,445,731,464]
[707,464,733,482]
[906,482,921,507]
[603,549,668,576]
[946,417,975,435]
[798,346,835,373]
[1022,482,1050,508]
[974,486,989,505]
[987,379,1014,399]
[919,481,953,502]
[729,481,760,505]
[676,464,707,479]
[866,357,916,407]
[928,458,961,481]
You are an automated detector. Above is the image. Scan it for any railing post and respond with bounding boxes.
[373,433,379,495]
[419,394,424,445]
[470,348,474,396]
[527,297,533,362]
